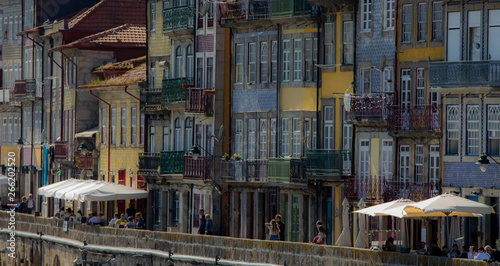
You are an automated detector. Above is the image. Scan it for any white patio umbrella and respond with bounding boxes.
[354,198,369,248]
[354,199,415,217]
[336,198,351,247]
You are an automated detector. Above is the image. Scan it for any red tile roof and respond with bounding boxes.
[81,62,146,89]
[68,0,145,31]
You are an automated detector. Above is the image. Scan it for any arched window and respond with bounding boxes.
[175,46,183,78]
[186,45,193,78]
[174,118,182,151]
[184,117,193,151]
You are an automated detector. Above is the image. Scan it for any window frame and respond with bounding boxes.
[432,1,443,41]
[402,4,413,43]
[417,3,427,42]
[282,40,291,82]
[293,39,302,81]
[324,22,335,65]
[342,21,354,65]
[248,42,257,84]
[260,42,268,83]
[281,118,289,156]
[361,0,372,32]
[446,105,460,155]
[399,145,410,182]
[235,43,244,84]
[383,0,395,30]
[488,105,500,156]
[466,105,480,155]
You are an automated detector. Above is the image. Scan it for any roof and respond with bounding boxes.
[67,0,146,31]
[80,62,146,89]
[52,24,146,51]
[95,56,146,72]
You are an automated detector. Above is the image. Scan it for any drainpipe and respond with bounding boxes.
[124,85,140,101]
[276,23,281,210]
[393,0,399,180]
[89,90,111,182]
[351,1,357,176]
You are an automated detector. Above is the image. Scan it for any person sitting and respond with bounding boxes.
[474,246,490,261]
[467,246,477,259]
[312,226,327,245]
[428,241,445,256]
[59,207,66,220]
[485,245,500,262]
[418,242,428,255]
[98,212,107,226]
[447,244,461,258]
[87,212,101,225]
[460,245,469,259]
[75,211,83,223]
[135,213,145,229]
[125,217,135,229]
[383,237,397,252]
[115,214,127,228]
[109,213,120,227]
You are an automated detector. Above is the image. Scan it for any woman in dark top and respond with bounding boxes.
[205,214,213,235]
[135,212,145,229]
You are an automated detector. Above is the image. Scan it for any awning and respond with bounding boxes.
[38,179,148,202]
[75,127,98,138]
[0,174,10,185]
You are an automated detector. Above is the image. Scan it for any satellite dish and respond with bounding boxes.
[200,2,210,17]
[217,125,225,141]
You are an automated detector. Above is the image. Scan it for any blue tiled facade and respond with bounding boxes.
[443,162,500,189]
[232,88,277,113]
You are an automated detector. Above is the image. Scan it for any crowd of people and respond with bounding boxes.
[415,241,500,262]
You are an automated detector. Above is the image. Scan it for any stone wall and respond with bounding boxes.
[0,211,490,266]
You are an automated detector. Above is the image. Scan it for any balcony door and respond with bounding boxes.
[401,69,411,130]
[195,124,212,157]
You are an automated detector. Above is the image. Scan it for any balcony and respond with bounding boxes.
[245,159,268,182]
[163,5,195,38]
[185,88,214,114]
[429,60,500,89]
[140,88,162,112]
[271,0,311,18]
[268,158,307,183]
[13,79,38,102]
[307,0,355,5]
[345,93,394,126]
[162,77,194,104]
[221,160,245,182]
[184,156,212,180]
[306,150,351,179]
[387,105,441,135]
[75,152,96,171]
[54,141,67,161]
[220,0,270,24]
[344,176,441,203]
[138,153,161,176]
[160,151,185,175]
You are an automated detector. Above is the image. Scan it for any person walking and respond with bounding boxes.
[19,196,28,213]
[27,194,34,214]
[275,214,285,241]
[197,209,206,234]
[265,219,280,241]
[205,214,213,235]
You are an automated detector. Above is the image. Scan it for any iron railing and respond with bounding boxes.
[54,141,67,161]
[219,0,270,23]
[245,159,268,182]
[221,160,246,181]
[345,93,394,122]
[163,5,195,32]
[75,152,95,170]
[185,88,214,114]
[184,156,212,180]
[429,60,500,88]
[270,0,311,17]
[306,149,352,177]
[160,151,185,175]
[386,105,441,132]
[138,152,161,170]
[162,77,194,103]
[140,88,162,111]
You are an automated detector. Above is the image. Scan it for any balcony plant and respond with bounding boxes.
[231,153,242,160]
[222,153,230,161]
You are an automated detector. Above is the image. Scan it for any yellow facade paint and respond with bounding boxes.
[0,145,20,166]
[282,28,317,35]
[149,1,171,87]
[398,47,444,62]
[280,87,317,111]
[370,138,379,177]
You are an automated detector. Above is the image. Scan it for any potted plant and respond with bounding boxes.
[231,153,242,160]
[222,153,230,161]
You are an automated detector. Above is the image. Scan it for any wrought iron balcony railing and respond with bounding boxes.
[271,0,311,18]
[269,158,307,183]
[140,88,162,111]
[245,159,268,182]
[221,160,246,182]
[306,149,352,178]
[429,60,500,88]
[184,156,212,180]
[162,77,194,104]
[54,141,68,161]
[386,105,441,133]
[160,151,185,175]
[344,176,441,202]
[163,5,195,32]
[185,88,214,114]
[13,79,38,101]
[220,0,270,23]
[345,93,394,123]
[75,152,95,171]
[138,152,161,170]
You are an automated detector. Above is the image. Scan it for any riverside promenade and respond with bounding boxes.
[0,211,489,265]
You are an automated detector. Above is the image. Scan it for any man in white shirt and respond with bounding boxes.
[88,212,101,225]
[27,194,34,214]
[475,247,490,261]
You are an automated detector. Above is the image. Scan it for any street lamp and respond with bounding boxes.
[190,144,202,160]
[476,153,500,172]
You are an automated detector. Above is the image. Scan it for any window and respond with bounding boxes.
[175,46,183,78]
[401,69,411,109]
[140,113,145,145]
[171,191,180,225]
[467,105,480,155]
[174,118,182,151]
[281,118,289,156]
[468,11,481,61]
[399,145,410,182]
[343,21,354,65]
[270,119,276,158]
[247,119,256,159]
[235,119,243,155]
[417,3,427,42]
[361,0,372,32]
[187,45,193,78]
[359,140,370,178]
[432,2,443,41]
[206,57,213,88]
[260,42,268,83]
[342,111,352,173]
[196,57,203,87]
[325,23,334,65]
[383,67,394,92]
[293,39,302,81]
[2,118,6,141]
[488,105,500,156]
[150,2,156,31]
[248,43,256,84]
[259,119,267,159]
[313,38,318,81]
[131,108,137,144]
[282,40,290,82]
[323,106,333,150]
[111,108,116,144]
[381,140,393,180]
[185,117,193,151]
[150,127,156,153]
[312,118,317,150]
[429,145,440,182]
[488,10,500,60]
[384,0,395,30]
[271,41,278,83]
[305,38,312,81]
[416,68,425,106]
[448,12,461,61]
[402,5,413,43]
[360,68,371,94]
[101,108,107,144]
[8,117,12,142]
[163,126,169,151]
[292,118,301,157]
[235,44,243,83]
[415,145,423,183]
[446,105,459,154]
